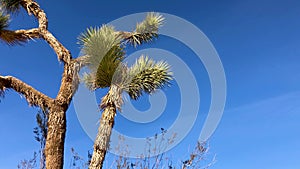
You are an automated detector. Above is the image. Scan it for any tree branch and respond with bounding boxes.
[0,28,40,45]
[55,60,80,107]
[20,0,72,63]
[14,28,40,39]
[15,0,79,107]
[1,1,80,168]
[0,75,53,110]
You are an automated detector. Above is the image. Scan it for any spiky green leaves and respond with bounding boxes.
[124,12,164,47]
[94,45,125,89]
[79,13,172,102]
[124,56,172,100]
[0,9,28,45]
[79,25,124,89]
[136,12,164,34]
[0,0,22,14]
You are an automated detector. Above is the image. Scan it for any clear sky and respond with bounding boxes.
[1,0,300,168]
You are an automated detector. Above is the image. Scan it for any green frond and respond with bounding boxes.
[94,45,125,88]
[0,11,27,45]
[79,25,127,89]
[0,0,22,14]
[125,12,164,47]
[136,12,164,34]
[124,55,172,100]
[78,25,122,72]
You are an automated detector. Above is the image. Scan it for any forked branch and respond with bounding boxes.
[19,0,72,63]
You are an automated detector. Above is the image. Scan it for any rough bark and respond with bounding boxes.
[0,28,40,45]
[44,105,67,169]
[17,1,78,168]
[42,60,79,169]
[56,61,80,106]
[1,1,124,169]
[0,73,73,169]
[0,1,79,168]
[0,75,52,110]
[89,105,116,169]
[20,0,71,63]
[89,86,119,169]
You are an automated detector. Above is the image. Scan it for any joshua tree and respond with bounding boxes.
[0,1,78,168]
[0,0,171,168]
[78,13,173,168]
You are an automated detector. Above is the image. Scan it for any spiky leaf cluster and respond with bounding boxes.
[79,25,125,89]
[0,10,9,30]
[78,25,122,72]
[94,45,125,88]
[124,56,172,100]
[125,12,164,47]
[79,13,172,107]
[0,0,22,14]
[0,9,28,45]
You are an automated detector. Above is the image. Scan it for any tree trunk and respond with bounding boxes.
[44,105,67,169]
[89,101,117,169]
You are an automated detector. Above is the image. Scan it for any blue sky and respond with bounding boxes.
[1,0,300,168]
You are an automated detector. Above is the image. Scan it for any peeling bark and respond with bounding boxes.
[45,105,66,169]
[0,28,40,45]
[20,0,72,63]
[0,1,80,168]
[89,102,117,169]
[0,1,131,169]
[89,85,120,169]
[0,75,52,110]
